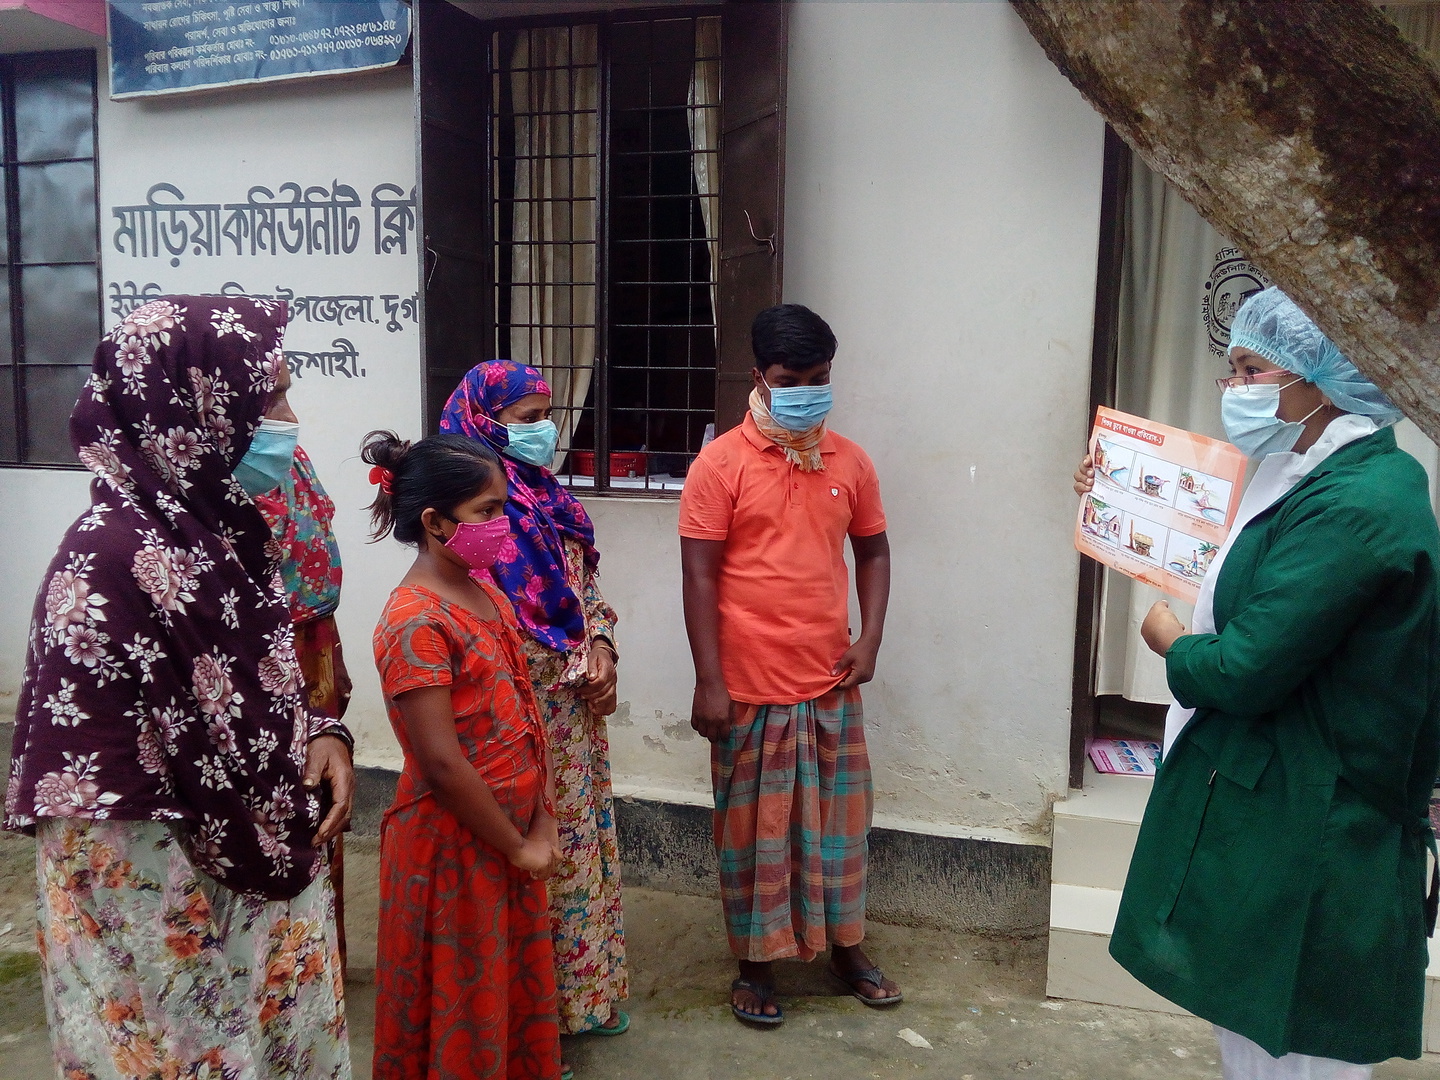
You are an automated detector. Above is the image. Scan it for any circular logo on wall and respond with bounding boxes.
[1202,248,1271,356]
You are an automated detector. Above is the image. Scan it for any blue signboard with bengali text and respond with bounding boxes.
[108,0,410,99]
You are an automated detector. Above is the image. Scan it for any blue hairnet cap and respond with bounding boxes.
[1228,286,1404,426]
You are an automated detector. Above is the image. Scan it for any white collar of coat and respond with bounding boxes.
[1248,412,1381,509]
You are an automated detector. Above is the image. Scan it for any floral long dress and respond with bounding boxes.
[520,537,627,1034]
[36,818,349,1080]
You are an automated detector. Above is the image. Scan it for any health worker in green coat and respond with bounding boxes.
[1079,287,1440,1079]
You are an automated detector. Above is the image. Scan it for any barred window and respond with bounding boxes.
[417,2,788,496]
[491,15,719,493]
[0,51,101,468]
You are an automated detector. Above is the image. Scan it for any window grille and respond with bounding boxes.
[490,12,721,494]
[0,51,101,468]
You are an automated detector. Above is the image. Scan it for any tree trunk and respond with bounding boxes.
[1011,0,1440,443]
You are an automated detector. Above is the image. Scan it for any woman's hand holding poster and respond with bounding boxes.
[1076,407,1246,604]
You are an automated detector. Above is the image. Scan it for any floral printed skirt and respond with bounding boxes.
[35,818,349,1080]
[525,641,628,1035]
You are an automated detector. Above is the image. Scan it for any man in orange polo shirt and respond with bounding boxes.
[679,303,897,1026]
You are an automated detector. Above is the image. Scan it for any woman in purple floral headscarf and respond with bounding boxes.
[439,360,629,1038]
[5,296,353,1080]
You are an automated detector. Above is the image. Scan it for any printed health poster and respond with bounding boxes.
[1075,406,1246,604]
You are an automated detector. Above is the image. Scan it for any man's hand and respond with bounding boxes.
[1073,454,1096,496]
[690,679,735,741]
[304,734,354,846]
[1140,600,1187,657]
[579,642,618,716]
[833,637,880,690]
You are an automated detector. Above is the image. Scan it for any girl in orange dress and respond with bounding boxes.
[364,430,563,1080]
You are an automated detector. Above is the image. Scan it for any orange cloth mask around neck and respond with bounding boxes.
[748,386,827,472]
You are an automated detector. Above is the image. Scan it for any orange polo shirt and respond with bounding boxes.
[678,414,887,706]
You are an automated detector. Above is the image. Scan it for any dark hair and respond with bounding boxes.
[361,430,504,544]
[751,304,837,372]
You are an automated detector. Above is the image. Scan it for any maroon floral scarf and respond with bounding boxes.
[3,296,339,900]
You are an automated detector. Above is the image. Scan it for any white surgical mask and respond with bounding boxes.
[1221,380,1322,458]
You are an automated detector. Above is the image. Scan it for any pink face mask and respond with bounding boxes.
[443,517,510,571]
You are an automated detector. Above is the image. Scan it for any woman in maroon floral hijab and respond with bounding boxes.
[5,296,353,1079]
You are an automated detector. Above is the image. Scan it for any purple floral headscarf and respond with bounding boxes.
[438,360,599,654]
[4,296,342,900]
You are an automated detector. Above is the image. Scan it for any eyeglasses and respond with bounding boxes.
[1215,372,1302,391]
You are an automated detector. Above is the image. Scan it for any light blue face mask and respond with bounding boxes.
[234,419,298,496]
[1220,380,1322,458]
[504,419,560,468]
[764,377,833,432]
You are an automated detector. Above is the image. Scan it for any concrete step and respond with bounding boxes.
[1050,763,1150,892]
[1047,765,1174,1012]
[1046,883,1188,1015]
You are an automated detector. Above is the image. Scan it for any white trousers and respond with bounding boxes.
[1217,1028,1373,1080]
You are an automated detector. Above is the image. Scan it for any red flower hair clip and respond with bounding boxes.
[368,466,394,495]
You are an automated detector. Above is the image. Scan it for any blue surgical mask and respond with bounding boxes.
[235,419,298,495]
[764,377,833,432]
[504,419,560,468]
[1221,380,1322,458]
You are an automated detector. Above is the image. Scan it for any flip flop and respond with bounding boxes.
[585,1010,630,1036]
[828,963,904,1006]
[561,1067,574,1080]
[730,977,784,1025]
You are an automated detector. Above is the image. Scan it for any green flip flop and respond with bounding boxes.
[586,1010,630,1036]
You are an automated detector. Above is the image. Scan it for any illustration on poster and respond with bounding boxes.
[1075,406,1246,605]
[1081,494,1122,546]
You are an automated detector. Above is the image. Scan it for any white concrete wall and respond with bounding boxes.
[583,498,706,797]
[602,1,1106,840]
[1,5,1107,839]
[785,1,1103,837]
[0,469,94,717]
[0,58,421,767]
[97,63,423,766]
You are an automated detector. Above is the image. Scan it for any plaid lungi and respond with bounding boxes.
[711,685,873,962]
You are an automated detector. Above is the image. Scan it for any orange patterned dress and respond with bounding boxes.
[371,581,561,1080]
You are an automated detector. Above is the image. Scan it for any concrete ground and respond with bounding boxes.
[3,832,1440,1079]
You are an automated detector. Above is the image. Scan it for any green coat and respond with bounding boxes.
[1109,428,1440,1064]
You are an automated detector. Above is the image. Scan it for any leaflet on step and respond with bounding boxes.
[1075,406,1246,604]
[1088,739,1162,776]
